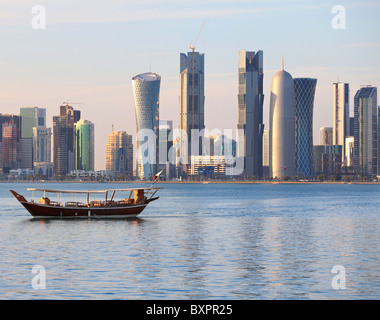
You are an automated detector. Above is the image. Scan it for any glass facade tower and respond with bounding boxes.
[354,86,378,176]
[294,78,317,178]
[132,72,161,180]
[180,51,205,163]
[74,119,94,171]
[237,50,264,178]
[53,104,81,177]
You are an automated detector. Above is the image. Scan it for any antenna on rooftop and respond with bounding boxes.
[281,55,284,70]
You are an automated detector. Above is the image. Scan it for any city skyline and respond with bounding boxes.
[0,1,379,170]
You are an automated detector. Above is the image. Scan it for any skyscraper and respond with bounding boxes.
[132,72,161,180]
[237,50,264,178]
[294,78,317,178]
[53,104,81,177]
[74,119,94,171]
[106,130,133,179]
[20,107,46,169]
[180,51,205,162]
[269,67,296,178]
[0,115,21,173]
[333,82,350,164]
[32,127,51,163]
[354,86,378,176]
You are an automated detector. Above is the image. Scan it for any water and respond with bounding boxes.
[0,182,379,300]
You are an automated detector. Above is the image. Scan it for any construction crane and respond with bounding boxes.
[189,22,204,131]
[62,101,84,106]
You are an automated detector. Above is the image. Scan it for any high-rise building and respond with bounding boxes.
[0,116,21,173]
[237,50,264,178]
[53,104,81,177]
[74,119,94,171]
[269,67,296,178]
[354,86,378,176]
[333,82,350,164]
[20,107,46,169]
[320,127,333,145]
[294,78,317,178]
[106,130,133,178]
[180,51,205,161]
[32,127,51,163]
[132,72,160,180]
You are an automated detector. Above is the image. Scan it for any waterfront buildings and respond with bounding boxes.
[34,162,54,179]
[53,104,81,177]
[106,130,133,179]
[294,78,317,178]
[269,67,296,178]
[354,86,378,176]
[74,119,94,172]
[333,82,350,165]
[313,145,342,176]
[320,127,333,145]
[180,51,205,162]
[132,72,161,180]
[237,50,264,178]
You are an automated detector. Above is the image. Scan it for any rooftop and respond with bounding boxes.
[132,72,161,82]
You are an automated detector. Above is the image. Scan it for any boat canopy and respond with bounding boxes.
[27,187,161,194]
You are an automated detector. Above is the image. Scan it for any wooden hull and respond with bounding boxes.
[10,190,158,219]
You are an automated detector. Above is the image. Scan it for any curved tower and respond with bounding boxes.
[269,68,296,178]
[132,72,161,180]
[294,78,317,178]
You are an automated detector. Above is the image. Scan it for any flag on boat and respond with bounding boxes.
[154,170,163,181]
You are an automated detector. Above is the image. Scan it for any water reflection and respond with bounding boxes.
[1,182,380,299]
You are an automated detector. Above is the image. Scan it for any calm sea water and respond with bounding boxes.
[0,182,379,300]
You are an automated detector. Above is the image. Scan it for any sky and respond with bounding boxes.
[0,0,379,170]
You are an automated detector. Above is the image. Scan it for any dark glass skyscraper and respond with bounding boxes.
[180,51,205,163]
[237,50,264,178]
[53,104,81,177]
[354,86,378,176]
[294,78,317,178]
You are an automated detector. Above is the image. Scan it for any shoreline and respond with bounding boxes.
[1,180,380,185]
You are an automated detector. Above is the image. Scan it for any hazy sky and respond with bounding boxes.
[0,0,379,170]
